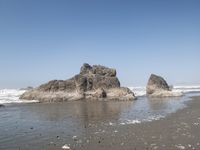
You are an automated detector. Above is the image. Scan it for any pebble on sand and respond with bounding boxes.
[114,130,118,133]
[72,136,78,141]
[62,144,70,150]
[175,144,185,149]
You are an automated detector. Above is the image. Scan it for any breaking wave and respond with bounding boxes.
[0,89,38,104]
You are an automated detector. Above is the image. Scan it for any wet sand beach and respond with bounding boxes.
[0,96,200,150]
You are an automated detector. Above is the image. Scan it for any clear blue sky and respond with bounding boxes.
[0,0,200,88]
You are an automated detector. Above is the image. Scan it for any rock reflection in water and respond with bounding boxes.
[23,101,133,125]
[23,96,189,126]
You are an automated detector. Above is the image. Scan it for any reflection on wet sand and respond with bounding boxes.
[23,101,134,124]
[22,96,188,126]
[147,96,187,114]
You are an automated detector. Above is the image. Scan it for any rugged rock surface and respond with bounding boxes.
[146,74,170,95]
[20,64,136,102]
[146,74,183,97]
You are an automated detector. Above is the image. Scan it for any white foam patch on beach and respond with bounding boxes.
[0,89,38,104]
[119,115,165,125]
[144,115,165,122]
[124,119,141,124]
[129,85,200,97]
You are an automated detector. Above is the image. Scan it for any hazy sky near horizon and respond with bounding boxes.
[0,0,200,88]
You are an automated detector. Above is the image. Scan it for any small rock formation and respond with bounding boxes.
[146,74,170,94]
[146,74,183,97]
[0,104,5,108]
[20,63,136,102]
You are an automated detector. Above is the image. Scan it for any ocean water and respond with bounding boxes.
[0,86,200,124]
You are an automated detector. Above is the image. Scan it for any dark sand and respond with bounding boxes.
[0,96,200,150]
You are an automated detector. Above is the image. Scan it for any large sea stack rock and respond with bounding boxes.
[20,63,136,102]
[146,74,183,97]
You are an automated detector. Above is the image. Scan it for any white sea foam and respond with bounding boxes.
[173,85,200,93]
[129,85,200,97]
[0,89,38,104]
[125,119,141,124]
[129,86,146,97]
[119,115,165,125]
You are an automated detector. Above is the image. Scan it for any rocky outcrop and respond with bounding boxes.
[146,74,183,97]
[20,63,136,102]
[146,74,170,95]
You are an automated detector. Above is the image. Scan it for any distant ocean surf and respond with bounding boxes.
[129,85,200,97]
[0,89,38,104]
